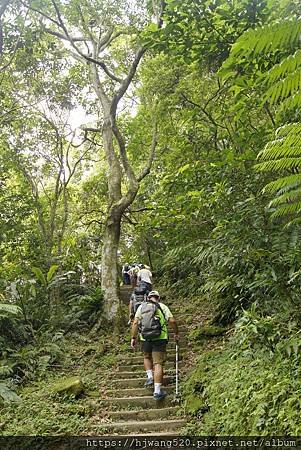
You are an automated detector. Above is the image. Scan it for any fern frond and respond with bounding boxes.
[257,157,301,172]
[276,123,301,137]
[270,200,301,217]
[262,174,301,194]
[257,119,301,220]
[267,50,301,82]
[192,246,215,264]
[202,277,234,293]
[277,91,301,115]
[269,187,301,206]
[259,145,301,160]
[257,123,301,162]
[284,216,301,227]
[0,303,21,316]
[223,18,301,224]
[264,68,301,104]
[230,19,301,58]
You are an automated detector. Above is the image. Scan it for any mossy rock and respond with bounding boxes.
[51,377,84,397]
[189,325,227,341]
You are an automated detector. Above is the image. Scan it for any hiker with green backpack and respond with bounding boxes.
[130,290,179,401]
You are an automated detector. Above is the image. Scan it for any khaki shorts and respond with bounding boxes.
[141,339,167,365]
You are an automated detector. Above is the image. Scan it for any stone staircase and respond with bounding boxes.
[100,286,189,435]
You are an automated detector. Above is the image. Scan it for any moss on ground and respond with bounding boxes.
[188,325,227,341]
[0,332,122,435]
[183,342,301,435]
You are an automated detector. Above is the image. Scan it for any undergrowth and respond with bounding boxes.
[0,332,123,435]
[183,305,301,435]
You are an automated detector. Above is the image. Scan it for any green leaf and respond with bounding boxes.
[47,264,59,283]
[177,163,190,174]
[32,267,47,286]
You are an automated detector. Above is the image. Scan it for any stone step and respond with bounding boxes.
[106,395,174,408]
[116,369,177,379]
[111,376,175,389]
[119,361,182,371]
[107,385,174,398]
[102,419,186,434]
[109,406,180,421]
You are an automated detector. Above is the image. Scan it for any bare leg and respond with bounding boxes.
[153,363,163,383]
[144,357,153,371]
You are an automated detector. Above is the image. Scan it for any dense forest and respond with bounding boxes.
[0,0,301,442]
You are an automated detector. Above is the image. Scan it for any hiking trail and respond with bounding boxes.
[94,285,191,435]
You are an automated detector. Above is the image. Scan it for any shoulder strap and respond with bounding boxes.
[147,300,167,324]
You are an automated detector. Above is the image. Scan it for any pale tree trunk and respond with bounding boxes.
[101,118,123,317]
[101,214,121,317]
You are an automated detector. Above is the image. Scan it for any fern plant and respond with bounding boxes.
[0,303,21,318]
[222,18,301,224]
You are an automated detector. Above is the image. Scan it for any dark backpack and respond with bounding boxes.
[139,301,166,340]
[138,281,150,295]
[131,290,146,315]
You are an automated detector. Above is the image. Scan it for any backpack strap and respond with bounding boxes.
[146,300,167,329]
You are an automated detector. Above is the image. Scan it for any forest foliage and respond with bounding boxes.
[0,0,300,435]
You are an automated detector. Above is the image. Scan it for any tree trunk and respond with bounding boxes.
[101,119,123,319]
[101,213,121,319]
[98,116,155,319]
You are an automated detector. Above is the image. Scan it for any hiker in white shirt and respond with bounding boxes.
[137,265,152,292]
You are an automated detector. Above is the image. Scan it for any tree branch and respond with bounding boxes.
[112,120,137,187]
[89,61,110,111]
[111,47,146,117]
[122,213,137,226]
[78,208,106,222]
[43,26,88,42]
[99,30,124,52]
[264,104,276,127]
[77,3,96,44]
[81,126,102,133]
[152,0,167,28]
[65,147,91,188]
[50,0,122,83]
[23,2,61,27]
[127,207,155,213]
[82,219,104,228]
[137,123,158,182]
[181,92,227,129]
